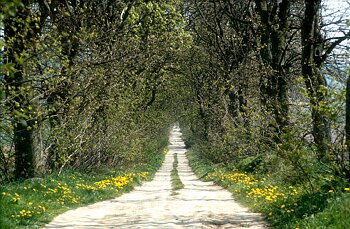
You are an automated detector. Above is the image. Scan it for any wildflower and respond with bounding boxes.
[11,196,20,203]
[344,188,350,191]
[28,202,33,205]
[268,212,272,216]
[328,189,334,193]
[281,204,285,209]
[38,205,46,211]
[19,210,26,216]
[1,192,6,196]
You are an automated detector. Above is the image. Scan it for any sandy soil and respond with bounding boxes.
[43,127,266,228]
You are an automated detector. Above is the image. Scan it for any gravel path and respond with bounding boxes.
[43,127,266,228]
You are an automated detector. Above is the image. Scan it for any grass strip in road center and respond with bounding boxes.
[171,153,184,195]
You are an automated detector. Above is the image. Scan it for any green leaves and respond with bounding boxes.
[0,0,23,26]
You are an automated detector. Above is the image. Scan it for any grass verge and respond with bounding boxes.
[187,150,350,229]
[171,153,184,195]
[0,148,167,229]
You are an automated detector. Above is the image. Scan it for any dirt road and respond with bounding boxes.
[44,127,266,228]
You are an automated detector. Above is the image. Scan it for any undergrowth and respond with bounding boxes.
[0,148,167,229]
[187,150,350,229]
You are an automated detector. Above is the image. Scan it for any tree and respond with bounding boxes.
[255,0,292,140]
[346,73,350,179]
[0,0,189,179]
[3,0,49,179]
[301,0,350,160]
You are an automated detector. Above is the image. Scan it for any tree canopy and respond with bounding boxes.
[0,0,349,185]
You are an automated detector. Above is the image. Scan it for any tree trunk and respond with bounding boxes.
[345,76,350,180]
[255,0,290,141]
[301,0,331,159]
[14,123,34,179]
[4,3,35,179]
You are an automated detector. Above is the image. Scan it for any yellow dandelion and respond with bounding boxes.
[268,212,273,216]
[344,188,350,191]
[281,204,285,209]
[328,189,334,193]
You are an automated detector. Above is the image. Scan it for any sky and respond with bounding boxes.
[323,0,350,33]
[322,0,349,61]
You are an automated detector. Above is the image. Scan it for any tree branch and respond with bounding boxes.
[322,30,350,62]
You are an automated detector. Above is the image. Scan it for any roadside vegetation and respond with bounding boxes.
[0,148,166,229]
[187,150,350,228]
[177,1,350,228]
[1,1,182,227]
[170,153,184,195]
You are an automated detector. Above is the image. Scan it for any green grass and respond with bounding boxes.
[299,192,350,228]
[0,148,166,229]
[186,150,350,229]
[171,153,184,195]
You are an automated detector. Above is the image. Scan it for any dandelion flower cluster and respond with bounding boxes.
[208,168,299,218]
[2,171,150,223]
